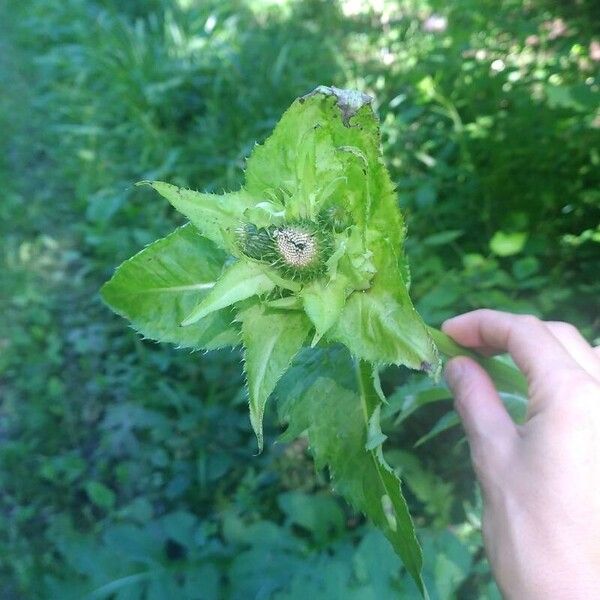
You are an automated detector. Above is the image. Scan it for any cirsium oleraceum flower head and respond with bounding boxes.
[236,219,333,282]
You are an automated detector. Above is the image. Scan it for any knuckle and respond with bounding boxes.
[452,391,469,414]
[476,308,497,321]
[546,376,600,422]
[572,377,600,402]
[518,314,542,329]
[549,321,579,337]
[466,432,509,476]
[469,444,489,474]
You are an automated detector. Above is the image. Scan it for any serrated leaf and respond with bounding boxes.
[243,88,403,239]
[181,260,277,326]
[366,405,388,451]
[331,257,439,374]
[244,93,338,202]
[248,88,428,366]
[278,348,427,597]
[140,181,255,251]
[300,275,348,345]
[239,302,310,451]
[101,224,238,350]
[331,292,438,373]
[414,411,461,447]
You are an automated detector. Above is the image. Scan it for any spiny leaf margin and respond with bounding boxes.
[277,347,428,597]
[100,224,239,350]
[238,301,311,451]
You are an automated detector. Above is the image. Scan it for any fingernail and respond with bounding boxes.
[441,318,453,332]
[441,316,460,334]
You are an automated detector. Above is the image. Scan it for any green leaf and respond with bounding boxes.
[238,301,310,451]
[277,491,345,546]
[489,230,528,257]
[331,247,439,375]
[247,88,433,369]
[278,349,427,597]
[140,181,255,251]
[159,511,197,550]
[422,230,463,246]
[181,260,277,326]
[388,382,452,428]
[243,87,407,264]
[415,411,461,447]
[387,451,455,528]
[300,275,349,345]
[101,224,238,350]
[243,90,349,205]
[136,88,432,371]
[85,481,116,510]
[427,327,528,397]
[365,404,388,450]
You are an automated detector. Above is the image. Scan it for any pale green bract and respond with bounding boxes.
[101,86,441,597]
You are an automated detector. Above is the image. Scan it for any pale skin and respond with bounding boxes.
[442,310,600,600]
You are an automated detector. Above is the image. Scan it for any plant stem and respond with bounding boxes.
[427,326,528,397]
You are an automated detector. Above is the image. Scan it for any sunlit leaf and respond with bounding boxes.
[331,246,439,375]
[104,88,454,596]
[181,260,276,326]
[139,181,255,251]
[101,224,238,350]
[239,301,310,451]
[300,275,349,345]
[489,231,527,257]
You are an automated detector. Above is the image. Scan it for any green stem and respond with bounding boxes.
[427,326,528,397]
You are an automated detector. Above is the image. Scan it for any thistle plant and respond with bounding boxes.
[102,86,526,596]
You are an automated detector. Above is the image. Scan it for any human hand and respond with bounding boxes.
[442,310,600,600]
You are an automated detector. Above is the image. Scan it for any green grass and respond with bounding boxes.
[1,0,598,598]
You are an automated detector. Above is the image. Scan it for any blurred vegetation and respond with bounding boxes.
[1,0,598,598]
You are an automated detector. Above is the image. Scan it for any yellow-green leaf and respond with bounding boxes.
[300,275,349,345]
[101,224,238,350]
[181,260,276,326]
[239,301,310,451]
[140,181,255,251]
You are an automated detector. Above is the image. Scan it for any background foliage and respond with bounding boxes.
[1,0,598,598]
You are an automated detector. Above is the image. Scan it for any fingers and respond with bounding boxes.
[445,356,516,472]
[442,310,582,386]
[546,322,600,382]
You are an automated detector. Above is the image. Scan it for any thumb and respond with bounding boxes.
[445,357,516,472]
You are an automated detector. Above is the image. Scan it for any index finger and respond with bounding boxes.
[442,310,582,385]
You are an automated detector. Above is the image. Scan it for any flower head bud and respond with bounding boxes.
[273,227,317,267]
[236,220,332,282]
[235,223,276,261]
[319,205,352,232]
